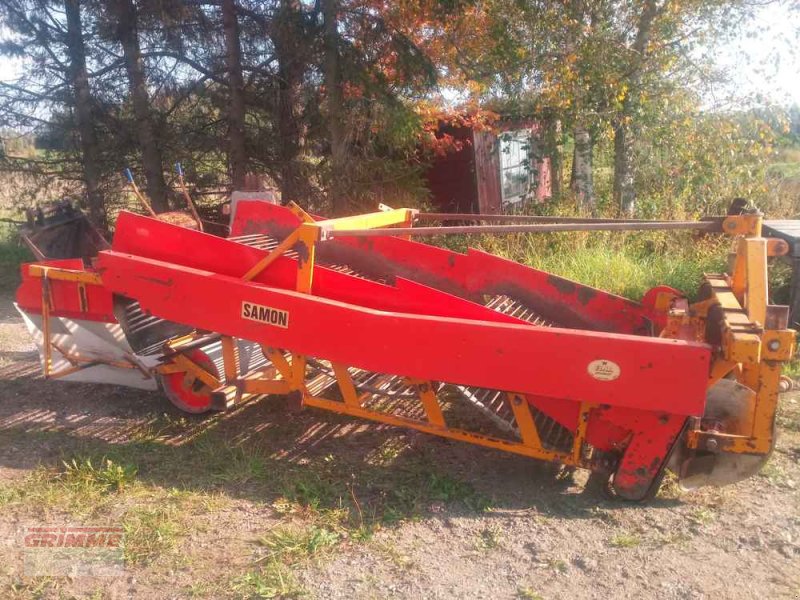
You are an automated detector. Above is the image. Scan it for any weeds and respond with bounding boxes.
[238,524,339,599]
[0,457,137,517]
[258,525,339,563]
[233,561,304,599]
[374,540,414,569]
[689,507,717,526]
[61,457,137,493]
[760,460,793,488]
[517,587,545,600]
[0,219,30,288]
[777,397,800,432]
[609,533,641,548]
[546,557,569,573]
[476,230,728,300]
[477,525,502,550]
[123,503,183,564]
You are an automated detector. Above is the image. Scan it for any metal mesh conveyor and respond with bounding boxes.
[230,232,572,450]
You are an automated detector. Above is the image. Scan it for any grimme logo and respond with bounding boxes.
[241,301,289,328]
[22,526,125,577]
[24,526,123,548]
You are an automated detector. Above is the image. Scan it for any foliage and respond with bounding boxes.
[0,0,791,223]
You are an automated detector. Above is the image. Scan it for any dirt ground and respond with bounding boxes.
[0,289,799,600]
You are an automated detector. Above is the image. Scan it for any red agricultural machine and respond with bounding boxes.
[14,197,796,500]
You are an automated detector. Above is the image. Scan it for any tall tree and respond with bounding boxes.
[64,0,105,229]
[613,0,661,216]
[221,0,247,189]
[321,0,348,214]
[273,0,308,205]
[570,124,594,209]
[110,0,169,211]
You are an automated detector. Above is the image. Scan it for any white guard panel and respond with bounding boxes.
[15,304,159,391]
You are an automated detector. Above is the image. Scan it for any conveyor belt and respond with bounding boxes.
[233,232,574,451]
[119,232,576,450]
[230,233,386,283]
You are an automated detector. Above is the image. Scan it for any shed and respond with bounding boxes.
[425,118,551,214]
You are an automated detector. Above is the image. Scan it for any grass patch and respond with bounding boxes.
[0,459,132,517]
[235,522,340,598]
[479,231,728,300]
[0,219,30,288]
[0,424,492,591]
[0,450,209,566]
[546,557,569,573]
[123,503,183,564]
[61,457,138,493]
[609,533,641,548]
[688,507,716,526]
[777,396,800,432]
[477,524,502,550]
[258,524,340,563]
[759,459,793,488]
[233,561,304,599]
[427,472,485,506]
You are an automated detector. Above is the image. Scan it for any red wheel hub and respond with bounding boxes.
[160,349,219,414]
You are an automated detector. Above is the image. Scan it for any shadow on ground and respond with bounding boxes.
[0,360,682,529]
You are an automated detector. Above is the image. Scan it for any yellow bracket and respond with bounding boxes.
[507,393,543,449]
[242,228,301,281]
[315,208,415,239]
[408,379,445,427]
[221,336,240,383]
[722,214,762,237]
[167,354,221,390]
[332,363,361,408]
[28,264,103,285]
[287,201,315,224]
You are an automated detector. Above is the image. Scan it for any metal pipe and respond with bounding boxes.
[415,212,662,224]
[328,219,723,237]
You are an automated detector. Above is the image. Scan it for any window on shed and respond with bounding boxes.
[498,130,534,205]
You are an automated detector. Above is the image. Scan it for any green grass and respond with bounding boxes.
[609,533,641,548]
[776,396,800,432]
[0,220,30,288]
[258,525,340,563]
[517,587,545,600]
[61,457,138,493]
[231,522,341,599]
[123,502,184,564]
[477,525,502,550]
[688,507,716,526]
[233,561,304,599]
[478,231,729,300]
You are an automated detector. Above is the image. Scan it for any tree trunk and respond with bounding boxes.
[113,0,169,212]
[64,0,106,230]
[222,0,247,190]
[571,124,594,210]
[545,114,563,201]
[614,117,635,215]
[322,0,348,215]
[274,0,306,205]
[613,0,659,216]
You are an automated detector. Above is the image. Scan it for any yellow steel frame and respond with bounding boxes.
[659,214,796,455]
